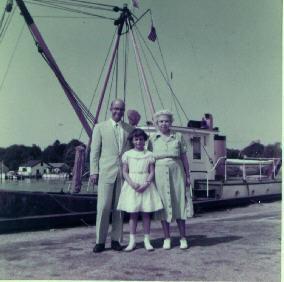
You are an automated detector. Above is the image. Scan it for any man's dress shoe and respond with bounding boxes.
[93,243,105,253]
[111,241,123,251]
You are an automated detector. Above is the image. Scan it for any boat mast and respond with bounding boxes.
[93,5,128,124]
[15,0,93,138]
[128,18,155,117]
[94,4,156,123]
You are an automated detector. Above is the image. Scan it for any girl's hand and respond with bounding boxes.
[185,176,191,187]
[136,183,149,193]
[131,182,140,190]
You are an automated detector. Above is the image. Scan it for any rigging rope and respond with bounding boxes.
[150,13,184,124]
[123,30,129,104]
[0,4,6,32]
[134,25,164,109]
[25,0,116,21]
[132,43,148,123]
[86,29,117,121]
[115,42,118,99]
[33,15,94,18]
[0,23,25,94]
[104,55,116,120]
[0,5,16,44]
[135,26,189,122]
[78,28,117,139]
[28,0,114,12]
[39,49,96,125]
[48,0,118,9]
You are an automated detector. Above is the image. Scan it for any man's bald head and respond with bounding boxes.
[110,99,125,122]
[110,99,125,109]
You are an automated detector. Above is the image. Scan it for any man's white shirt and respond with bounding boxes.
[110,118,123,152]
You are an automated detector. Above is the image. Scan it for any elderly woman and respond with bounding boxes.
[148,110,192,250]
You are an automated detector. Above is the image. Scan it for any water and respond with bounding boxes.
[0,179,97,194]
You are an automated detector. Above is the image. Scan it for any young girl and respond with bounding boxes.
[117,128,163,251]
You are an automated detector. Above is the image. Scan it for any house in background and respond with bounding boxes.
[47,163,70,174]
[18,160,51,178]
[43,162,71,179]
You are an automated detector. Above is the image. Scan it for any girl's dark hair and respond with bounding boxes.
[127,128,148,147]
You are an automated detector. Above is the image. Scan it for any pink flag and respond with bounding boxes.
[132,0,139,8]
[148,24,157,42]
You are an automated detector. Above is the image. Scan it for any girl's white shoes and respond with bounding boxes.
[163,238,171,250]
[124,241,136,252]
[144,238,154,251]
[124,235,136,252]
[125,235,188,251]
[144,235,154,251]
[124,235,154,251]
[180,238,188,250]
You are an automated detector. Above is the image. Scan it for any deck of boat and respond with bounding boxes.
[0,200,280,281]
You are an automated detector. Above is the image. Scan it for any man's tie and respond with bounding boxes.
[114,123,121,152]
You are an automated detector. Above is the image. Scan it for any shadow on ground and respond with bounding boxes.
[124,234,242,250]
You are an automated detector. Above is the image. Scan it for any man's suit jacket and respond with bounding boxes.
[90,119,133,183]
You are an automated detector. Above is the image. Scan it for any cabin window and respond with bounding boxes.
[192,137,201,159]
[22,168,27,172]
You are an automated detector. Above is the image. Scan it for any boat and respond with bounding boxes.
[0,0,281,233]
[42,173,70,179]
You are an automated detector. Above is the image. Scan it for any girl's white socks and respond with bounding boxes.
[124,234,136,252]
[144,234,154,251]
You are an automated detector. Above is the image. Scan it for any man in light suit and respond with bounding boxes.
[90,99,133,253]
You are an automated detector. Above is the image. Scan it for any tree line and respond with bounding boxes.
[0,139,85,171]
[0,140,281,171]
[227,141,281,159]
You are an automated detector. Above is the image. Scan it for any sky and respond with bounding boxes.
[0,0,282,150]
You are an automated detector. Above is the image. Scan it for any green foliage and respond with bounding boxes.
[42,140,67,163]
[0,140,85,171]
[0,139,280,171]
[1,144,42,170]
[226,148,241,159]
[227,141,282,159]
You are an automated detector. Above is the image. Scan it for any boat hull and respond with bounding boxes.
[0,180,281,233]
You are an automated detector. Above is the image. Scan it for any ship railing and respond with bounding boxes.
[206,156,227,198]
[225,158,281,182]
[205,157,281,198]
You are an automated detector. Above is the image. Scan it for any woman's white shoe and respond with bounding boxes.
[180,238,188,250]
[163,238,171,250]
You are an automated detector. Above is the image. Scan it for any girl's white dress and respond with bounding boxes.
[117,149,163,213]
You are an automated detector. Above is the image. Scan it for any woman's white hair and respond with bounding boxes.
[153,109,174,124]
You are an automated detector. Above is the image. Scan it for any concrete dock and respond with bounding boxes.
[0,201,281,281]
